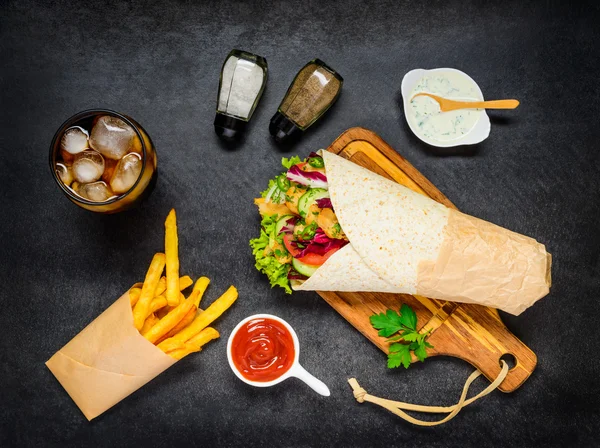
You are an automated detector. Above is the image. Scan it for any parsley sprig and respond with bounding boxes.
[370,304,434,369]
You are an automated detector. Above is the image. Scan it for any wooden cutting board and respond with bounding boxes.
[320,127,536,393]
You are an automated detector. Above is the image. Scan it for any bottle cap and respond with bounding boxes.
[214,114,247,140]
[269,112,303,144]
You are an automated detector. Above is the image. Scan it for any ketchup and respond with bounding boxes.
[231,317,295,382]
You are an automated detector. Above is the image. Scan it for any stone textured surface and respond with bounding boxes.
[1,0,599,446]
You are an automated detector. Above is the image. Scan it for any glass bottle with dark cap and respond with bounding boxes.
[214,50,268,140]
[269,59,343,143]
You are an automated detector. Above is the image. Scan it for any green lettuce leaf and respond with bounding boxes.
[249,214,291,294]
[252,156,305,293]
[282,155,302,169]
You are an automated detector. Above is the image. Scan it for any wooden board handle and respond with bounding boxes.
[427,304,537,393]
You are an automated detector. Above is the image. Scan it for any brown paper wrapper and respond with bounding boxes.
[416,210,551,315]
[46,290,176,420]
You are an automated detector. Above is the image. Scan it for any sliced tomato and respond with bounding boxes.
[296,246,341,266]
[283,233,300,257]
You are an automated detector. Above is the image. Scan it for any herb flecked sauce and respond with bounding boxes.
[408,71,482,142]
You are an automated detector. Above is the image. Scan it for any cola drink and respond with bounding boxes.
[50,110,157,213]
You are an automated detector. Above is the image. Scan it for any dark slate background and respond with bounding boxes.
[1,0,599,446]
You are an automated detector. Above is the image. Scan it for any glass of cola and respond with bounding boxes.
[49,109,157,213]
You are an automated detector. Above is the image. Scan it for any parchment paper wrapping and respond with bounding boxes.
[417,210,552,315]
[46,291,176,420]
[294,152,551,315]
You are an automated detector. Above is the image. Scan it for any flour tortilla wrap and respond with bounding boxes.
[294,151,551,316]
[46,289,176,420]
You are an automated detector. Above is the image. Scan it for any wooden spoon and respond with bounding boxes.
[411,93,519,112]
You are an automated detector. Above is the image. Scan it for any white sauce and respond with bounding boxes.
[407,71,482,142]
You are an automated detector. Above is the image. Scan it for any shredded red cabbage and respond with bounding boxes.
[315,198,333,209]
[307,151,321,159]
[278,217,298,235]
[286,165,328,189]
[294,230,348,258]
[312,227,331,244]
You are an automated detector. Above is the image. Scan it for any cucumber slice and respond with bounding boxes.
[292,257,320,277]
[274,215,294,236]
[297,188,329,218]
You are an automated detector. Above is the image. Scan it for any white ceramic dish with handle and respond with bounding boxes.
[401,67,490,147]
[227,314,330,397]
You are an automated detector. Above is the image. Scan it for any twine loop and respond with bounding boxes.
[348,360,509,426]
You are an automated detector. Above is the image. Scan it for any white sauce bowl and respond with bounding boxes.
[401,68,491,147]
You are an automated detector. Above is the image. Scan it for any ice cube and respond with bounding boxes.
[110,153,143,194]
[89,115,135,160]
[56,163,73,186]
[72,150,105,183]
[78,181,115,202]
[61,126,89,155]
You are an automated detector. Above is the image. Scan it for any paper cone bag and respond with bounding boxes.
[46,290,176,420]
[294,151,552,316]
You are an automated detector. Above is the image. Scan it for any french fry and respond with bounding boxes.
[156,306,197,344]
[142,295,196,344]
[165,209,180,306]
[150,295,168,313]
[179,276,193,292]
[155,306,170,319]
[154,275,192,297]
[129,287,142,307]
[165,328,220,360]
[188,277,210,308]
[156,297,183,320]
[157,286,237,353]
[140,313,159,334]
[187,327,220,347]
[151,282,209,343]
[165,343,201,360]
[154,276,167,297]
[132,253,166,330]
